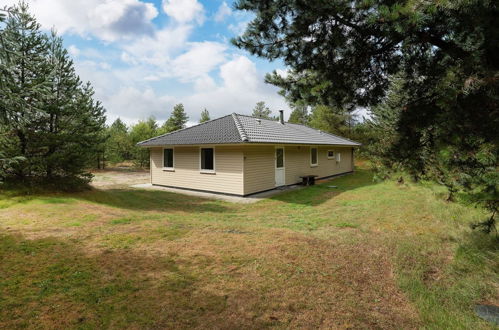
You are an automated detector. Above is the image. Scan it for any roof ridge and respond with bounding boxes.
[231,113,248,142]
[234,113,282,123]
[137,114,234,145]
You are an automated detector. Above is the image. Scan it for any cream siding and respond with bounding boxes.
[242,145,276,195]
[150,146,244,195]
[284,146,353,185]
[243,145,354,195]
[150,144,354,196]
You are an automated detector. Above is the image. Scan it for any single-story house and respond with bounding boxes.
[138,111,361,196]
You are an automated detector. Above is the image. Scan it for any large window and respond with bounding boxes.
[310,147,318,166]
[200,148,215,172]
[163,148,174,169]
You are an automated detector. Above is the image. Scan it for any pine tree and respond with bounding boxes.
[0,2,107,184]
[161,103,188,132]
[106,118,132,163]
[288,103,309,125]
[199,108,210,123]
[129,117,158,167]
[309,105,357,138]
[233,0,499,233]
[0,1,50,178]
[252,101,272,119]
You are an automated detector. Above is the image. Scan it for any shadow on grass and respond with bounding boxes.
[0,233,228,329]
[270,168,376,206]
[0,187,231,213]
[76,188,231,213]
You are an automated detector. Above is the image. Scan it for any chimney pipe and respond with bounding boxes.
[279,110,284,124]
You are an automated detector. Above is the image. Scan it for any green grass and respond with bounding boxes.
[0,167,497,329]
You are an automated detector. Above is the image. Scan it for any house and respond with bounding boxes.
[138,111,361,196]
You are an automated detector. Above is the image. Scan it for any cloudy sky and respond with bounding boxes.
[1,0,290,125]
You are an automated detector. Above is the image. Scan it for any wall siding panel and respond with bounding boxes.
[285,146,353,185]
[243,145,276,195]
[150,144,354,196]
[150,146,244,195]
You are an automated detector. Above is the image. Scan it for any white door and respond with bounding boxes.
[275,147,285,187]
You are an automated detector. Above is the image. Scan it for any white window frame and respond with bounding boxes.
[327,150,335,159]
[199,146,216,174]
[336,152,341,162]
[310,146,318,167]
[162,147,175,171]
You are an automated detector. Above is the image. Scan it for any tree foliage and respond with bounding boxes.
[199,108,210,123]
[252,101,272,119]
[105,118,132,163]
[0,2,106,184]
[234,0,499,232]
[287,103,309,125]
[129,117,158,167]
[161,103,188,133]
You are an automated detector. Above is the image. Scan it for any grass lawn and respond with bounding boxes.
[0,167,497,329]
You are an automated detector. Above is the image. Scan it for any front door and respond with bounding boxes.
[275,147,285,187]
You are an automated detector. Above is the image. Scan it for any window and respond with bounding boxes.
[163,148,174,169]
[200,148,215,172]
[276,148,284,168]
[327,150,335,159]
[310,147,318,166]
[336,152,341,162]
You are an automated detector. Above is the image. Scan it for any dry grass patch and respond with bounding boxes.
[0,167,497,329]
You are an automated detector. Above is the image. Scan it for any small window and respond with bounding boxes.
[163,148,174,169]
[201,148,215,172]
[276,148,284,168]
[310,147,318,166]
[327,150,335,159]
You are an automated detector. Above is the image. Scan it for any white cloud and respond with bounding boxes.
[214,2,232,22]
[171,42,227,81]
[194,75,216,92]
[0,0,158,41]
[68,45,80,57]
[121,25,193,67]
[75,54,288,124]
[105,87,176,124]
[162,0,205,25]
[0,0,290,124]
[228,20,250,36]
[183,56,289,120]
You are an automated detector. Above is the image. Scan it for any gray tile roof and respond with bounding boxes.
[138,113,361,146]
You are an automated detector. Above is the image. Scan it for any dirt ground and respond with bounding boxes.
[91,169,150,189]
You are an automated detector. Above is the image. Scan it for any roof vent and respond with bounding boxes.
[279,110,284,124]
[256,118,261,124]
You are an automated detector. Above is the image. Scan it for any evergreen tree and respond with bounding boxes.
[105,118,132,163]
[199,108,210,123]
[129,117,158,167]
[252,101,272,119]
[0,1,50,178]
[161,103,188,132]
[0,2,106,184]
[288,103,309,125]
[40,32,106,179]
[309,105,357,139]
[234,0,499,232]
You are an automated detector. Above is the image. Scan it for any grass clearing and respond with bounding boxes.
[0,167,497,328]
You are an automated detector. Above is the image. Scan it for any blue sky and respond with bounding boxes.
[1,0,289,124]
